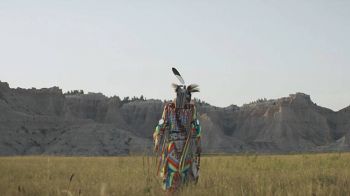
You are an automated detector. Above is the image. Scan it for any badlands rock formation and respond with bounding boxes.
[0,81,349,155]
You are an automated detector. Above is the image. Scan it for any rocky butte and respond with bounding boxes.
[0,81,349,155]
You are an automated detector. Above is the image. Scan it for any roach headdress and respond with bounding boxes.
[171,67,200,109]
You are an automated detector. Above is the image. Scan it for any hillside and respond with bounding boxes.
[0,81,349,155]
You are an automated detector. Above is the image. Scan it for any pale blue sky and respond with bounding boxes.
[0,0,349,111]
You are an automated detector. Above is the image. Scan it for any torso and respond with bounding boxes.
[164,102,195,153]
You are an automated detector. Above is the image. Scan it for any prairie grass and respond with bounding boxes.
[1,153,350,195]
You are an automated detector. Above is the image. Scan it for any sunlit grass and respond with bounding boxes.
[1,153,350,195]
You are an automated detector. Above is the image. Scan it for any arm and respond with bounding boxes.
[153,104,168,152]
[192,105,201,154]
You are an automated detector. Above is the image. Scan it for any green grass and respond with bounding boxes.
[1,153,350,195]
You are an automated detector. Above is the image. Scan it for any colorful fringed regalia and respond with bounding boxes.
[153,68,201,191]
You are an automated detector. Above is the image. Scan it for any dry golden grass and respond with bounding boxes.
[1,153,350,196]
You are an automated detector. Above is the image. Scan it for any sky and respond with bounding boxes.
[0,0,349,111]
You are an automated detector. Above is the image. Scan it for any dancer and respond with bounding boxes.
[153,68,201,191]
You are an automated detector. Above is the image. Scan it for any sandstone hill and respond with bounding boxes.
[0,81,349,155]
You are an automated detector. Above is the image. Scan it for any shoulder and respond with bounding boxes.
[186,102,196,110]
[164,102,175,109]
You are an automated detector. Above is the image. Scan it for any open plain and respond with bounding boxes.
[1,153,350,196]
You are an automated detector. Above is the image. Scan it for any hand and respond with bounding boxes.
[154,144,159,153]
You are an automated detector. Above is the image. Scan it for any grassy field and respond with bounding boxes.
[1,153,350,196]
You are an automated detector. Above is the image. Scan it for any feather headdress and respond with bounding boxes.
[187,84,200,93]
[172,67,185,84]
[171,67,200,93]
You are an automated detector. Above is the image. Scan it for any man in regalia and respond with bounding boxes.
[153,68,201,191]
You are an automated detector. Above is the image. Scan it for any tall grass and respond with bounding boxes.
[0,153,350,195]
